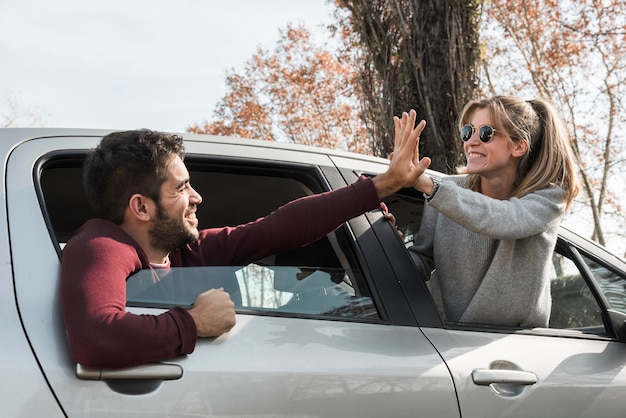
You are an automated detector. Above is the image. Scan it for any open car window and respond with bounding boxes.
[39,153,382,321]
[385,186,621,338]
[126,264,378,320]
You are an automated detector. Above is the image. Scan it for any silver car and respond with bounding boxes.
[3,128,626,417]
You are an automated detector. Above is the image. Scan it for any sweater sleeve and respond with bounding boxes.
[61,221,198,369]
[427,177,566,240]
[179,175,381,266]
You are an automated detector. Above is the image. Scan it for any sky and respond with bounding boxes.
[0,0,336,132]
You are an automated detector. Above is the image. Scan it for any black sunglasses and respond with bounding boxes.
[461,124,498,143]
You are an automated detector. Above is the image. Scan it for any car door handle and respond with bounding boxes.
[76,362,183,381]
[472,369,537,386]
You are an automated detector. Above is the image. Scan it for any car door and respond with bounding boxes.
[372,182,626,418]
[8,132,460,417]
[420,237,626,418]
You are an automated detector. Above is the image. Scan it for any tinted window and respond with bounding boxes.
[580,252,626,315]
[548,249,605,332]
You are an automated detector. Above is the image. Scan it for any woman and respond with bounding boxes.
[404,95,579,327]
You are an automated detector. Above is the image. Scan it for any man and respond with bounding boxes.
[61,111,427,368]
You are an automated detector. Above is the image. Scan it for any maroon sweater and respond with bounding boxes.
[61,176,379,368]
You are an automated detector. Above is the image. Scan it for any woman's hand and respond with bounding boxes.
[371,109,431,199]
[391,110,437,195]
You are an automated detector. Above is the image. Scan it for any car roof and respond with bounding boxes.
[0,126,389,163]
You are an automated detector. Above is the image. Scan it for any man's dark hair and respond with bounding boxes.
[83,129,185,224]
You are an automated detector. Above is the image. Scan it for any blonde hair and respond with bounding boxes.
[457,95,580,210]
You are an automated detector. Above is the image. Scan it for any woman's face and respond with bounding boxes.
[463,108,525,181]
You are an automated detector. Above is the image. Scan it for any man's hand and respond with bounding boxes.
[380,202,403,239]
[372,110,431,199]
[188,288,236,338]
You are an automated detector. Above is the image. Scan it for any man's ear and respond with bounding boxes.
[127,193,155,222]
[512,140,529,158]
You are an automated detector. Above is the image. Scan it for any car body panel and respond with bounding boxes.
[0,260,64,417]
[422,327,626,418]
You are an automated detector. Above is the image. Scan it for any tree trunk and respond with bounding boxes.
[338,0,482,173]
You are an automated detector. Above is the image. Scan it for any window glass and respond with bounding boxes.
[548,250,605,331]
[580,252,626,315]
[126,264,379,319]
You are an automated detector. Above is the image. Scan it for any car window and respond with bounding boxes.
[384,187,619,337]
[548,248,606,333]
[579,251,626,315]
[38,154,381,321]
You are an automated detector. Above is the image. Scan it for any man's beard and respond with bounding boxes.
[149,203,198,254]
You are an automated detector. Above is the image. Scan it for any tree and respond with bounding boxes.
[334,0,483,172]
[481,0,626,253]
[1,93,48,127]
[188,24,371,154]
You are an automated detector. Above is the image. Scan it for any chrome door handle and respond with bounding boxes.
[472,369,537,386]
[76,362,183,381]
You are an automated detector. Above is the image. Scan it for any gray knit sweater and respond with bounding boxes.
[409,175,566,328]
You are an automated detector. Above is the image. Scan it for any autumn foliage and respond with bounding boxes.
[188,24,371,154]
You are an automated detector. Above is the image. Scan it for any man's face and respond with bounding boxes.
[148,155,203,253]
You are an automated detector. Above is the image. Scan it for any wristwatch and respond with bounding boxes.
[424,176,441,202]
